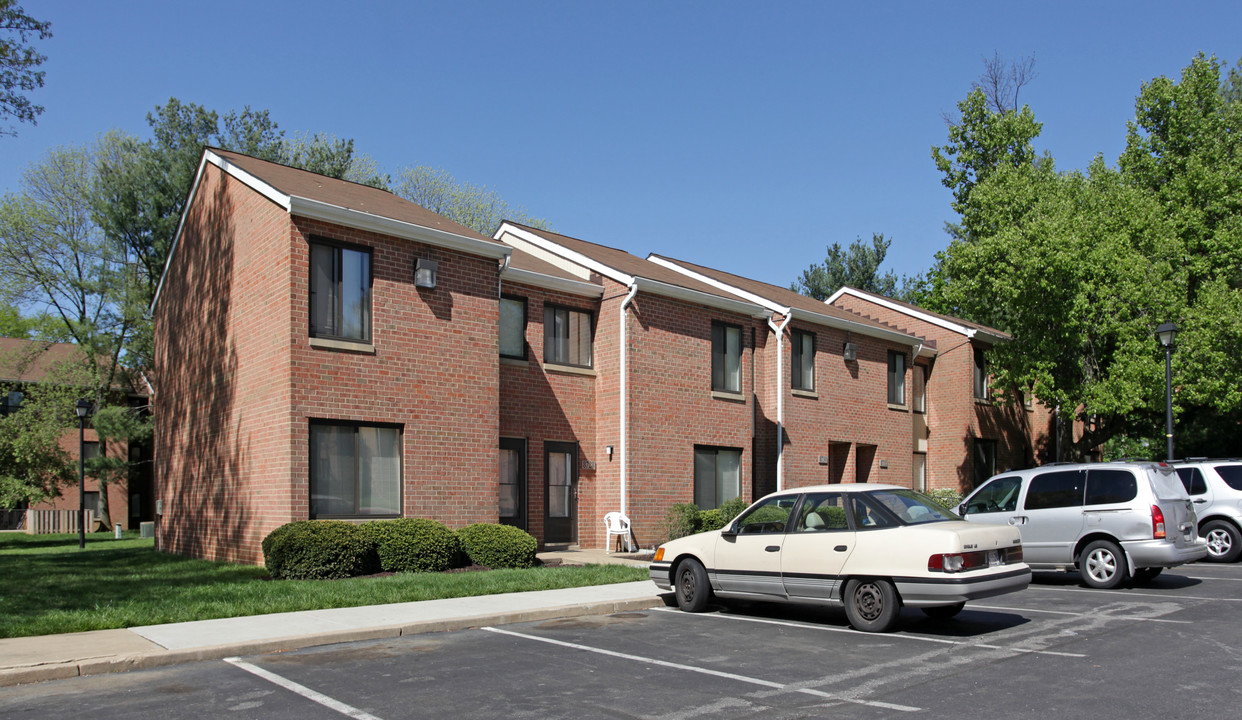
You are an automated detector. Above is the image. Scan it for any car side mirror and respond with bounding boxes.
[957,503,969,516]
[721,521,738,538]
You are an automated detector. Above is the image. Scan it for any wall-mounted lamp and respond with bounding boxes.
[879,459,888,469]
[605,445,614,460]
[843,342,858,361]
[415,258,438,289]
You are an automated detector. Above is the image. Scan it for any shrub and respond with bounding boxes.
[717,496,749,524]
[457,523,538,569]
[698,508,727,532]
[362,518,461,573]
[262,520,371,580]
[925,488,964,511]
[663,503,701,541]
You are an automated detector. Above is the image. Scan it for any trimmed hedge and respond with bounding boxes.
[362,518,461,573]
[262,520,372,580]
[457,523,538,569]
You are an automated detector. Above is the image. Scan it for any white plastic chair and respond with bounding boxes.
[604,511,634,553]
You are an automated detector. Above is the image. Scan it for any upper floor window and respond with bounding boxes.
[912,364,926,413]
[973,347,990,399]
[712,321,742,393]
[544,305,593,367]
[791,330,815,391]
[500,295,527,359]
[310,238,371,342]
[887,350,906,405]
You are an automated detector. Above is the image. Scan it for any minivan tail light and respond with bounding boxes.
[1151,505,1166,539]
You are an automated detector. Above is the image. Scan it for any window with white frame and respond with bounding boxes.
[711,321,742,393]
[791,330,815,391]
[310,422,401,518]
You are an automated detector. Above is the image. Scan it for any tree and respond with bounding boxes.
[975,52,1038,114]
[0,0,51,136]
[0,381,76,507]
[391,166,548,237]
[792,233,902,300]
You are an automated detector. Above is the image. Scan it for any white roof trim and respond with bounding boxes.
[827,287,1008,343]
[496,222,633,285]
[151,153,217,309]
[502,266,604,298]
[633,277,769,319]
[651,255,922,346]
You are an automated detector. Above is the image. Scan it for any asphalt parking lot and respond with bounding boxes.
[5,563,1242,719]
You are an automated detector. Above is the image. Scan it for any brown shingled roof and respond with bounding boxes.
[836,286,1010,339]
[211,149,495,243]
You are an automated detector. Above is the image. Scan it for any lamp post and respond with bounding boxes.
[75,398,93,550]
[1156,323,1178,462]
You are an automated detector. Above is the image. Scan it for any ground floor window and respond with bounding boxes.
[694,445,741,509]
[499,437,526,529]
[972,438,997,488]
[310,422,402,518]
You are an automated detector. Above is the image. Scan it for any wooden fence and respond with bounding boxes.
[0,509,96,534]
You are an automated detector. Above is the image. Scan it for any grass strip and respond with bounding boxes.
[0,532,648,638]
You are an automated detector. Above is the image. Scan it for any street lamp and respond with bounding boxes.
[1156,323,1178,462]
[75,398,94,550]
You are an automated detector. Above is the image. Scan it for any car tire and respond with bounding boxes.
[921,602,966,620]
[674,559,711,613]
[843,578,901,632]
[1132,567,1163,584]
[1080,540,1129,589]
[1201,520,1242,563]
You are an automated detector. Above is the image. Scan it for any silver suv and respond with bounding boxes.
[958,461,1207,588]
[1173,459,1242,562]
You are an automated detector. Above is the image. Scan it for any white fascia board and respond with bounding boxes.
[828,287,1009,342]
[647,255,786,314]
[633,277,769,319]
[502,266,604,298]
[291,196,511,260]
[786,307,924,347]
[495,222,633,285]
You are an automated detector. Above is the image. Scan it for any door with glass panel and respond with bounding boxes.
[545,441,578,543]
[499,438,527,530]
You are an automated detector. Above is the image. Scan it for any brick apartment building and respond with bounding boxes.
[152,149,1054,565]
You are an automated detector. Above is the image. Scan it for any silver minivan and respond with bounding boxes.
[958,461,1207,588]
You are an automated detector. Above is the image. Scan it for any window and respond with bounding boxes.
[499,438,526,528]
[499,296,527,359]
[310,238,372,342]
[1085,469,1137,506]
[711,322,742,393]
[1,390,23,416]
[82,441,101,461]
[694,446,741,509]
[973,347,989,399]
[1177,467,1208,495]
[734,494,792,534]
[1024,470,1084,510]
[965,475,1022,514]
[310,422,401,518]
[544,305,593,367]
[912,364,926,413]
[791,330,815,391]
[912,453,927,492]
[81,491,102,515]
[1216,465,1242,491]
[887,350,906,405]
[796,493,848,531]
[972,438,996,487]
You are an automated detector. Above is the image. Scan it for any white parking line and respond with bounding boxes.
[1179,575,1242,582]
[968,604,1192,624]
[653,607,1086,658]
[224,657,383,720]
[1028,585,1242,602]
[480,626,921,712]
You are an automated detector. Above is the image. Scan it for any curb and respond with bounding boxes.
[0,595,665,688]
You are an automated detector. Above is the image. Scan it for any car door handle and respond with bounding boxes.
[1194,499,1207,504]
[834,545,848,552]
[765,546,780,552]
[1008,516,1028,526]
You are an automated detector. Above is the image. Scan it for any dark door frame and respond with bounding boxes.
[544,441,578,544]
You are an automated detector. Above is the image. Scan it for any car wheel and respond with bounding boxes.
[1081,540,1129,589]
[674,559,711,612]
[1132,567,1163,584]
[921,602,966,620]
[1201,520,1242,563]
[843,578,901,632]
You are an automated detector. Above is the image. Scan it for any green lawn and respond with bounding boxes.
[0,532,648,639]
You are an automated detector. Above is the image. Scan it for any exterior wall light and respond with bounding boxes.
[415,258,438,289]
[843,342,858,361]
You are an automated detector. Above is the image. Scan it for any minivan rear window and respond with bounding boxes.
[1024,470,1084,510]
[1085,469,1137,505]
[1215,465,1242,490]
[1148,467,1190,500]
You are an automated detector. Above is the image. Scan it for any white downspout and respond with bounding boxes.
[497,254,511,297]
[619,283,639,520]
[767,312,792,492]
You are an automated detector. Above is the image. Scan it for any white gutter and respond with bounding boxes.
[767,313,792,491]
[498,255,511,298]
[619,283,639,520]
[500,266,605,298]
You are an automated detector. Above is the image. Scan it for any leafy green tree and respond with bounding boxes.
[0,383,76,507]
[0,0,51,136]
[391,166,548,237]
[792,233,902,300]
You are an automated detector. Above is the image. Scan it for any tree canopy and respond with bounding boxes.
[791,233,912,301]
[0,0,51,136]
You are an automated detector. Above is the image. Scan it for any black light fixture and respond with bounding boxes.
[415,258,438,289]
[1156,323,1178,461]
[75,398,94,550]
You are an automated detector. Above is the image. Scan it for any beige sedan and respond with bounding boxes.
[650,484,1031,632]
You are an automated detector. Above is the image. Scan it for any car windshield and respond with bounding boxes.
[866,489,959,525]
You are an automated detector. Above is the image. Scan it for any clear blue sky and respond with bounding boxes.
[3,1,1239,288]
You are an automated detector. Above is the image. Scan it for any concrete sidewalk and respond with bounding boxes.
[0,548,664,688]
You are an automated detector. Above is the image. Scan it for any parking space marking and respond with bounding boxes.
[654,608,1086,658]
[224,657,384,720]
[1028,586,1242,602]
[1179,575,1242,582]
[480,626,921,712]
[969,603,1192,624]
